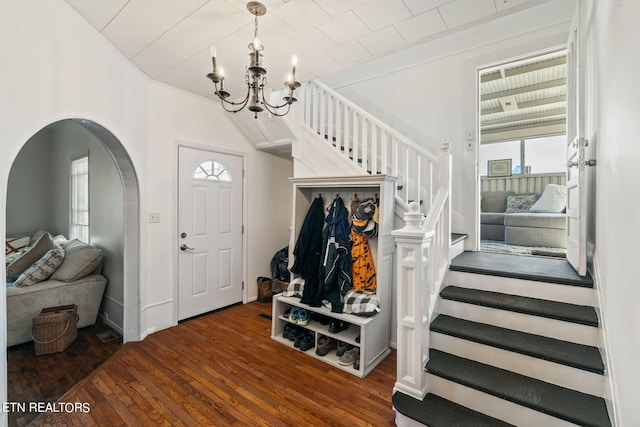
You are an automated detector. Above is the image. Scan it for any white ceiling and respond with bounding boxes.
[62,0,554,101]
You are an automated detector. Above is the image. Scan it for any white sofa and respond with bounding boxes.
[7,274,107,346]
[5,231,107,346]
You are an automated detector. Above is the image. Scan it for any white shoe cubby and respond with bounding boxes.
[271,175,396,378]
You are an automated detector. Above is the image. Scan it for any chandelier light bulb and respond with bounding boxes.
[291,55,297,80]
[219,67,224,77]
[210,46,217,58]
[253,36,261,50]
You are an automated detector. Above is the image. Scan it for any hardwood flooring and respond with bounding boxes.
[30,302,397,426]
[7,321,122,426]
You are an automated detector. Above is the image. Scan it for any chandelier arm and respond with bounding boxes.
[261,100,292,117]
[214,82,252,107]
[260,88,295,110]
[220,96,250,113]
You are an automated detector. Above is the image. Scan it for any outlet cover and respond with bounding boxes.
[148,212,160,223]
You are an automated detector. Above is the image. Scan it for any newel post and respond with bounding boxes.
[392,202,432,400]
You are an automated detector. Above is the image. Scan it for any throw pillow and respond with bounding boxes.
[5,235,30,255]
[14,248,65,287]
[529,184,567,213]
[50,239,103,282]
[481,191,515,212]
[6,232,55,281]
[505,194,540,213]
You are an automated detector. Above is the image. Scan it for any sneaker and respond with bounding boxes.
[328,321,349,334]
[315,335,336,357]
[293,330,306,348]
[338,346,360,366]
[297,309,311,326]
[287,325,299,342]
[299,332,315,352]
[283,307,292,319]
[282,323,295,340]
[289,307,301,324]
[336,341,349,357]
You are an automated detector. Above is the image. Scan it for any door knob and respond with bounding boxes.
[566,160,579,168]
[180,244,194,251]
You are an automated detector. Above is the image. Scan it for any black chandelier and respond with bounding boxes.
[206,1,300,119]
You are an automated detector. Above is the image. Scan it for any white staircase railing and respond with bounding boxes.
[391,142,451,400]
[301,80,440,209]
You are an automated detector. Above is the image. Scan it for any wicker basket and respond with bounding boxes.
[32,304,78,356]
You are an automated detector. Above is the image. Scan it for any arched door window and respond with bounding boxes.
[193,160,232,182]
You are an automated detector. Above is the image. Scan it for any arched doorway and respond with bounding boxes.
[3,118,140,422]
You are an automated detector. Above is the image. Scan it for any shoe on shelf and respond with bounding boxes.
[289,307,301,324]
[283,323,295,340]
[338,346,360,366]
[283,307,292,319]
[287,325,300,342]
[328,321,349,334]
[354,358,360,371]
[293,330,306,348]
[355,335,360,344]
[297,309,311,326]
[299,332,315,352]
[315,335,336,357]
[336,341,349,357]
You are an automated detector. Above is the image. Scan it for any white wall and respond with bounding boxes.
[319,0,577,247]
[0,0,292,414]
[585,0,640,425]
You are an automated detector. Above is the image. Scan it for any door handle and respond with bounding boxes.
[180,244,194,251]
[566,159,596,168]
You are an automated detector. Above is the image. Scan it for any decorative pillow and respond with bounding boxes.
[6,232,55,281]
[282,277,304,298]
[505,194,540,213]
[343,289,380,317]
[50,239,103,282]
[14,248,65,287]
[529,184,567,213]
[6,235,30,255]
[481,191,515,213]
[52,234,69,248]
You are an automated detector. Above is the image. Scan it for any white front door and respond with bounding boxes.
[565,7,587,276]
[178,146,244,320]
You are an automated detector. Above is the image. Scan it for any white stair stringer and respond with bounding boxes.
[427,374,581,427]
[445,270,597,306]
[438,298,600,346]
[291,125,364,178]
[430,332,604,396]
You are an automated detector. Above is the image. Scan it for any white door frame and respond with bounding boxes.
[173,142,248,324]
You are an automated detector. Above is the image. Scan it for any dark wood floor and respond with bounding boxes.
[7,320,122,426]
[30,302,397,426]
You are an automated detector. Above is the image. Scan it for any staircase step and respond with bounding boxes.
[451,233,468,245]
[431,315,604,374]
[427,350,611,427]
[451,251,594,287]
[440,285,598,327]
[393,392,514,427]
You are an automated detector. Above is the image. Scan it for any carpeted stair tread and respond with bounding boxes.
[450,251,593,287]
[427,350,611,427]
[440,285,598,326]
[392,392,514,427]
[431,315,604,374]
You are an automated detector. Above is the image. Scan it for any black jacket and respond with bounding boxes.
[291,196,325,306]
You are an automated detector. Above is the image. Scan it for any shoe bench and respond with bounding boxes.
[271,295,390,378]
[271,175,396,377]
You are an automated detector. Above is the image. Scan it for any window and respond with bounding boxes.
[71,155,89,243]
[480,135,566,176]
[193,160,232,182]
